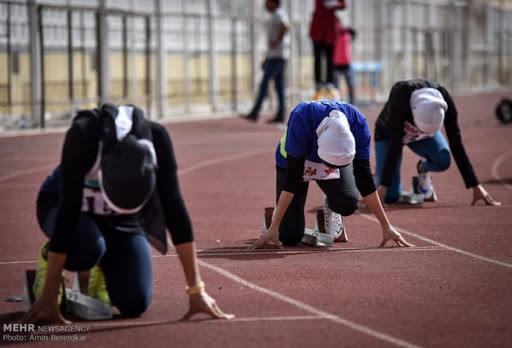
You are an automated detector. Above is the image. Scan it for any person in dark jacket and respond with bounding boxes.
[374,78,500,206]
[22,104,234,324]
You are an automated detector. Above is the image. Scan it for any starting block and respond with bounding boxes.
[262,207,275,233]
[65,272,112,320]
[315,208,348,243]
[262,207,334,247]
[302,228,334,247]
[21,270,37,313]
[22,269,112,320]
[398,176,425,204]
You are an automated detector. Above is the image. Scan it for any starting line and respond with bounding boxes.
[0,246,448,266]
[357,213,512,269]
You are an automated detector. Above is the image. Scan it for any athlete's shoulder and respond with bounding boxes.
[70,108,101,138]
[73,108,100,125]
[149,120,170,141]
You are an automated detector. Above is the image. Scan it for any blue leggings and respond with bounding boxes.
[251,58,287,120]
[40,207,152,317]
[374,132,451,203]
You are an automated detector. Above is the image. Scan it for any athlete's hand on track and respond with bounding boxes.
[181,291,235,321]
[379,226,414,248]
[20,295,70,325]
[248,225,283,250]
[471,184,501,206]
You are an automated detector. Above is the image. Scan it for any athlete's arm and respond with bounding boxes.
[23,119,99,324]
[176,241,234,320]
[150,123,233,320]
[249,156,304,250]
[362,191,414,248]
[150,122,194,244]
[21,252,69,324]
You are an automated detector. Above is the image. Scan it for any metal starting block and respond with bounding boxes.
[398,176,425,204]
[302,228,334,247]
[262,207,334,247]
[21,270,36,313]
[65,272,112,320]
[22,269,112,320]
[262,207,274,233]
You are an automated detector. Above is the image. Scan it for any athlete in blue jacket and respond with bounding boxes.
[249,100,412,249]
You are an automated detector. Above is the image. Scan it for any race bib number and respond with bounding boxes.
[303,160,340,181]
[81,187,114,215]
[403,121,434,144]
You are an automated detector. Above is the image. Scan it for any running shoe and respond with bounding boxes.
[322,195,348,242]
[32,241,64,305]
[417,160,438,202]
[88,265,110,303]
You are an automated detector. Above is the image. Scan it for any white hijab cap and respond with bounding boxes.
[316,110,356,167]
[410,88,448,135]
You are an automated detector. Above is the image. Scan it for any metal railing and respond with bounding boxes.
[0,0,510,130]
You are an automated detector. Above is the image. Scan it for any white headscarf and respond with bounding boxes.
[316,110,355,166]
[410,88,448,135]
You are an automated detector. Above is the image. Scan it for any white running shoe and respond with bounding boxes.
[417,172,437,202]
[322,196,348,242]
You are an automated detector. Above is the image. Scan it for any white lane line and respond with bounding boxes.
[0,260,39,265]
[197,259,421,348]
[0,164,56,183]
[0,246,449,266]
[177,149,268,176]
[0,247,447,266]
[0,148,265,184]
[358,213,512,269]
[193,247,448,257]
[194,246,445,253]
[88,315,323,329]
[227,315,320,322]
[491,151,512,190]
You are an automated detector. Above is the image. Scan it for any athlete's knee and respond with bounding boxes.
[431,150,451,172]
[116,290,152,317]
[65,236,106,272]
[328,192,359,216]
[279,224,304,246]
[279,232,303,246]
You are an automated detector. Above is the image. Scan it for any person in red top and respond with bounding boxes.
[309,0,346,97]
[333,25,356,104]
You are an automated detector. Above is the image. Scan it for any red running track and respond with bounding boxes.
[0,90,511,347]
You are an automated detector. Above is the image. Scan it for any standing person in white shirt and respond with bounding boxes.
[240,0,290,124]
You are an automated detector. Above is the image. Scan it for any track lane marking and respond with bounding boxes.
[491,151,512,191]
[0,164,56,183]
[0,246,448,265]
[358,213,512,269]
[177,149,267,176]
[86,315,323,329]
[197,259,421,348]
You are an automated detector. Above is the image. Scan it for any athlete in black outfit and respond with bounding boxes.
[22,104,234,324]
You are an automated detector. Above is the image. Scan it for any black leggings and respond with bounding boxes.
[276,165,359,245]
[313,41,335,88]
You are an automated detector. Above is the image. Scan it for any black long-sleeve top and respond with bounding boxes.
[374,78,479,189]
[44,114,193,254]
